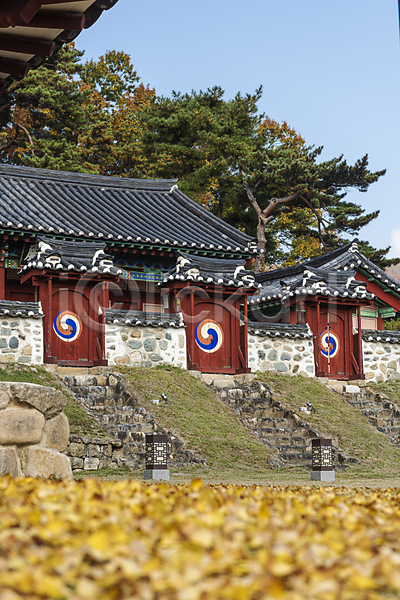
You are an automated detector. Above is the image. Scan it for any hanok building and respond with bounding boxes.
[248,241,400,381]
[0,164,258,372]
[0,164,399,383]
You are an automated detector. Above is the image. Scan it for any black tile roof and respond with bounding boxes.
[248,322,312,338]
[160,252,261,289]
[0,300,43,318]
[106,309,184,328]
[256,240,400,295]
[20,236,122,276]
[0,165,257,257]
[249,263,373,308]
[361,329,400,344]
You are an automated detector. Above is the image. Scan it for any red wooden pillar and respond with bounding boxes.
[315,301,321,374]
[243,296,248,368]
[0,264,5,300]
[46,277,52,361]
[344,307,351,378]
[357,306,364,377]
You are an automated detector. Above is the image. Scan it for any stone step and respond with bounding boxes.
[274,442,310,453]
[257,426,311,436]
[97,397,138,408]
[370,418,400,428]
[83,404,134,416]
[99,413,153,426]
[105,422,156,434]
[377,426,400,435]
[235,397,273,407]
[259,436,304,446]
[361,408,394,419]
[240,407,285,418]
[243,417,294,429]
[278,451,312,462]
[348,401,382,410]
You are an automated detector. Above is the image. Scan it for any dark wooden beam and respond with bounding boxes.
[0,57,29,77]
[24,10,85,31]
[0,1,40,28]
[0,34,55,57]
[39,0,89,4]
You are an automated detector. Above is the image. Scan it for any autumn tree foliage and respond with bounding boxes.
[80,50,155,177]
[0,45,91,172]
[0,46,154,178]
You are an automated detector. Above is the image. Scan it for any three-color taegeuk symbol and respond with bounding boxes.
[319,329,339,358]
[53,311,82,343]
[195,319,223,353]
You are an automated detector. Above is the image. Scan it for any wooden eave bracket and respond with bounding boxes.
[21,269,120,284]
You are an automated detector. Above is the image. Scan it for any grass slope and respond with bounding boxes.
[2,364,400,482]
[259,373,400,478]
[119,365,273,476]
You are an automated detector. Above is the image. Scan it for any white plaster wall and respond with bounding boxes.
[248,333,315,376]
[106,324,187,369]
[0,316,43,365]
[362,340,400,383]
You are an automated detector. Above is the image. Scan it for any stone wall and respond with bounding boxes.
[66,435,125,471]
[105,324,187,369]
[362,331,400,383]
[247,324,315,376]
[0,315,43,365]
[0,382,72,478]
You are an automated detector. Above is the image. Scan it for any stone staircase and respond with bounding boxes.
[216,380,352,469]
[58,370,207,470]
[343,388,400,447]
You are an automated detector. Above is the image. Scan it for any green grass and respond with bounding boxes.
[257,373,400,478]
[73,466,133,480]
[118,365,273,473]
[369,379,400,405]
[0,364,107,438]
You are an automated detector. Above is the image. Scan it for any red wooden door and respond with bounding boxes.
[188,301,233,373]
[48,285,103,366]
[318,310,346,378]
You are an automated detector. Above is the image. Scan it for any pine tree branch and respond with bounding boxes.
[0,124,35,155]
[261,190,301,219]
[17,124,35,155]
[299,194,328,251]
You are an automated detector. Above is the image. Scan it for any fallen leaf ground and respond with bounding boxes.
[2,477,400,599]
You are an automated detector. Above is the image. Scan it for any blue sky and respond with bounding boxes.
[76,0,400,258]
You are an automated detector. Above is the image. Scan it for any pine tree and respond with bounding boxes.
[142,87,390,271]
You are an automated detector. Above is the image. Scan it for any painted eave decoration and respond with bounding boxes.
[0,165,257,258]
[247,322,313,339]
[0,299,43,318]
[20,236,122,275]
[161,252,262,288]
[0,0,119,94]
[106,309,184,329]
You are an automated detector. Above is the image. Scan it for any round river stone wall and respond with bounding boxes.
[0,382,72,479]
